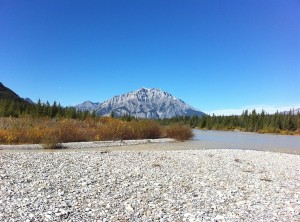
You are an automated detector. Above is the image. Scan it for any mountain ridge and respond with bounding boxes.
[0,82,30,103]
[76,88,205,119]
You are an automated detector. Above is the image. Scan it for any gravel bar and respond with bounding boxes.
[0,138,175,150]
[1,149,300,221]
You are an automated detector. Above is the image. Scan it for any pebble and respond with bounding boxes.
[0,149,300,221]
[125,204,134,212]
[28,213,34,219]
[44,214,52,221]
[215,215,225,221]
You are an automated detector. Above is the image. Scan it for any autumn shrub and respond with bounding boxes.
[95,119,127,141]
[280,130,294,135]
[0,129,17,144]
[96,119,162,140]
[41,128,63,149]
[166,124,194,141]
[128,120,162,139]
[257,127,281,134]
[58,119,92,142]
[0,117,193,145]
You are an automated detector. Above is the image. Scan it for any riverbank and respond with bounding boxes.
[1,149,299,221]
[196,127,300,136]
[0,138,175,150]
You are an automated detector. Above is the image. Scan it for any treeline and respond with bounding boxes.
[160,110,300,135]
[0,99,95,119]
[1,98,299,135]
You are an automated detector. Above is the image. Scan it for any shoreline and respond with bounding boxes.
[196,128,300,136]
[1,138,299,155]
[0,138,175,151]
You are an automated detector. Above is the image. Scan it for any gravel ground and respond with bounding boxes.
[1,149,300,221]
[0,138,175,150]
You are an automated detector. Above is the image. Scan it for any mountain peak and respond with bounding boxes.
[135,87,160,93]
[139,87,151,91]
[75,100,100,112]
[76,88,205,119]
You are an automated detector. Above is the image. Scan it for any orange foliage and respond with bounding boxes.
[166,124,194,141]
[0,117,164,144]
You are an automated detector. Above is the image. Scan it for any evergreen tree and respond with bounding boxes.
[51,101,58,118]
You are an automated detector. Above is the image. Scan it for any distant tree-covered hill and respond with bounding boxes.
[0,82,93,118]
[0,82,27,102]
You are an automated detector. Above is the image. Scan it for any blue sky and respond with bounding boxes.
[1,0,299,115]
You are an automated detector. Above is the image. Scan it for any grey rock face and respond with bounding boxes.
[75,101,100,112]
[76,88,205,118]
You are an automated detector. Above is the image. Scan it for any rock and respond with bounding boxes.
[125,204,134,212]
[28,213,34,219]
[287,207,294,212]
[44,214,52,221]
[146,210,152,217]
[215,215,225,221]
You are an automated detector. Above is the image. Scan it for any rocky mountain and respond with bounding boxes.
[76,101,100,112]
[76,88,205,119]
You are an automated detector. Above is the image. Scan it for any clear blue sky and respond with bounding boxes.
[1,0,299,115]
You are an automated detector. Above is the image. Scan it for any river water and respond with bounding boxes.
[192,129,300,155]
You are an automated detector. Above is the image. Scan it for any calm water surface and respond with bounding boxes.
[192,129,300,154]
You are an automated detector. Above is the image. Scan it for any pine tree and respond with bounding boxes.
[51,101,58,118]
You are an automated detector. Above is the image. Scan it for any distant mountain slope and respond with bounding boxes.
[76,88,205,119]
[0,82,25,102]
[0,82,35,106]
[281,108,300,115]
[75,101,100,112]
[24,98,35,104]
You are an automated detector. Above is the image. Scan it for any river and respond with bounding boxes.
[192,129,300,155]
